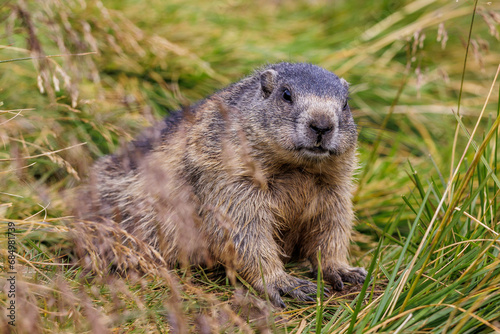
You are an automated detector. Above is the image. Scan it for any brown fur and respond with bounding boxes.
[88,62,367,307]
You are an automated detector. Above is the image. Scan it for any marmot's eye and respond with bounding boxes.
[343,100,349,110]
[282,88,293,103]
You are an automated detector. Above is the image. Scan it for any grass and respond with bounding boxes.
[1,0,500,332]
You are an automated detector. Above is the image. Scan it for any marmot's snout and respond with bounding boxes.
[308,113,334,143]
[298,110,339,156]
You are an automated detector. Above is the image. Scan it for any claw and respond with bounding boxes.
[278,300,286,309]
[287,287,315,303]
[332,280,344,291]
[327,270,344,291]
[269,294,286,309]
[304,295,315,302]
[267,274,323,305]
[324,266,367,291]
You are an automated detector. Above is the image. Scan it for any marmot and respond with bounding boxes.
[90,62,367,308]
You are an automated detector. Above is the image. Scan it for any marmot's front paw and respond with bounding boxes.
[324,266,367,291]
[261,274,323,308]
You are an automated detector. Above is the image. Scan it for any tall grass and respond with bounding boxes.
[1,0,499,332]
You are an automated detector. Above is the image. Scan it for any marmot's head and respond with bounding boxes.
[251,62,357,163]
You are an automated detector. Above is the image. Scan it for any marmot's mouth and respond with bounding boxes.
[300,146,331,157]
[308,146,328,153]
[297,145,343,158]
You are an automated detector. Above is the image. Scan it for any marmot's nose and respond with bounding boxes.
[309,118,333,136]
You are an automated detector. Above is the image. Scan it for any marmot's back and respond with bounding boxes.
[91,62,366,308]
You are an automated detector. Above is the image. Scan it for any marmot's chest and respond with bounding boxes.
[268,171,335,226]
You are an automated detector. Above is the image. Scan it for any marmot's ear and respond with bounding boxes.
[260,69,277,99]
[340,78,350,89]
